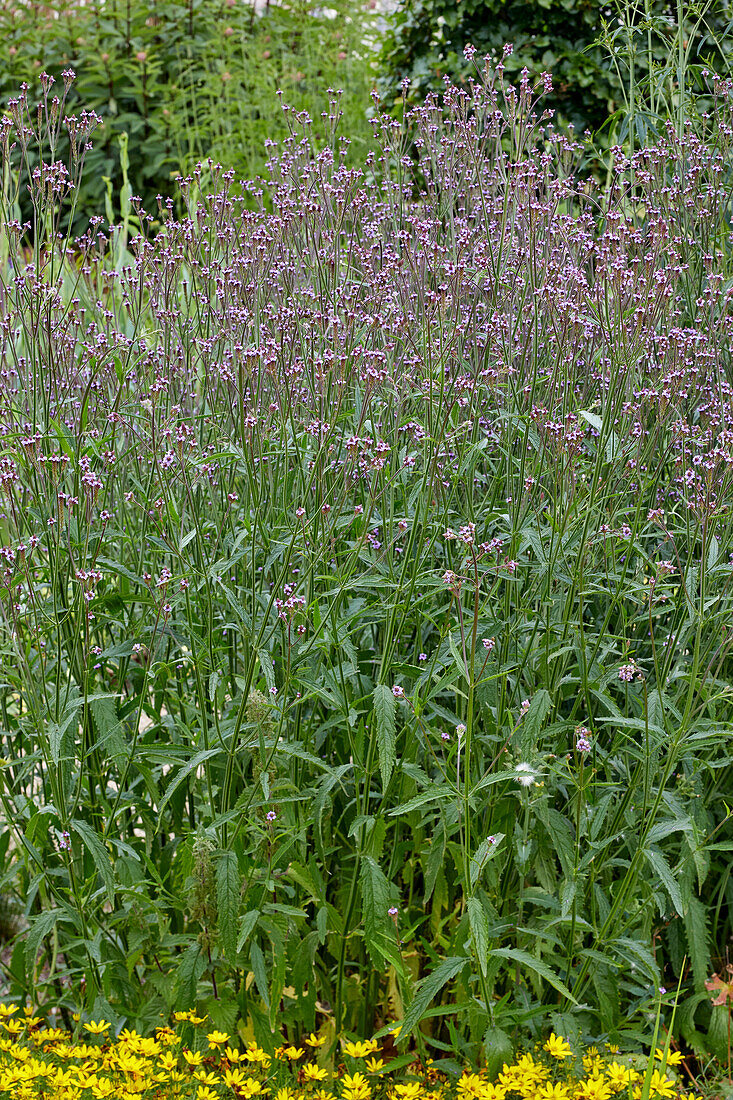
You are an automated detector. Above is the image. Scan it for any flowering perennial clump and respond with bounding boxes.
[0,1010,695,1100]
[0,54,730,1046]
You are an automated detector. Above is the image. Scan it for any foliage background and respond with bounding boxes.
[0,0,379,225]
[379,0,733,140]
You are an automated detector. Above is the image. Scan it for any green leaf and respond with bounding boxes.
[89,696,127,766]
[26,908,63,983]
[469,834,504,889]
[237,911,260,953]
[360,855,404,976]
[176,942,205,1008]
[48,703,83,766]
[483,1027,514,1078]
[217,850,241,962]
[157,748,221,824]
[683,895,709,990]
[209,670,221,703]
[467,896,490,976]
[71,819,115,906]
[400,955,467,1040]
[373,683,397,788]
[424,827,445,903]
[258,650,276,693]
[250,941,270,1007]
[448,630,467,680]
[519,689,552,754]
[490,948,577,1004]
[388,785,452,816]
[645,848,685,917]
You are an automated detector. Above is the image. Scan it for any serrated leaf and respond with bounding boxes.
[209,670,221,702]
[387,785,452,816]
[373,683,396,788]
[469,835,504,889]
[314,764,352,857]
[89,696,126,766]
[237,910,260,953]
[683,895,709,990]
[156,748,220,824]
[48,704,83,766]
[400,955,467,1040]
[250,941,269,1007]
[490,947,577,1003]
[561,878,576,920]
[645,848,685,916]
[258,650,276,693]
[519,689,552,754]
[424,828,445,903]
[25,908,63,982]
[360,855,404,975]
[71,818,115,906]
[448,630,468,680]
[176,942,204,1008]
[483,1027,514,1078]
[467,896,490,976]
[217,850,241,962]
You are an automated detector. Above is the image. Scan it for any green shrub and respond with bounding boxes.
[379,0,733,140]
[0,0,378,227]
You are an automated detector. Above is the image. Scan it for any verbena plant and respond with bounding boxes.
[0,57,730,1066]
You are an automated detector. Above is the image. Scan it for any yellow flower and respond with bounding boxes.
[284,1045,305,1059]
[225,1067,249,1088]
[577,1077,613,1100]
[275,1088,297,1100]
[394,1083,423,1100]
[207,1030,229,1048]
[305,1032,328,1048]
[654,1049,683,1066]
[304,1064,330,1081]
[91,1080,116,1098]
[83,1021,112,1036]
[183,1049,204,1067]
[648,1070,677,1099]
[456,1073,488,1100]
[225,1045,243,1062]
[343,1039,379,1058]
[366,1058,385,1074]
[197,1088,218,1100]
[605,1062,633,1091]
[245,1042,272,1066]
[538,1084,570,1100]
[0,1004,18,1018]
[483,1085,507,1100]
[543,1034,573,1060]
[342,1070,371,1100]
[240,1079,267,1098]
[194,1069,221,1086]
